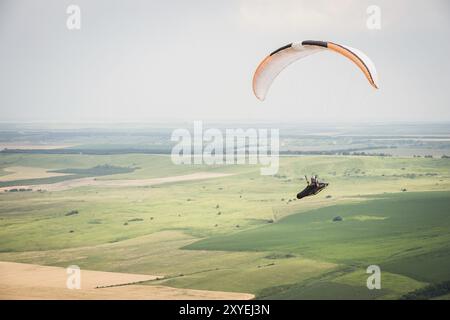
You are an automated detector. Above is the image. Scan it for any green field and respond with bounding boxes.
[1,153,449,299]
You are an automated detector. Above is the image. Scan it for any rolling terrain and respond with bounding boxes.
[0,152,449,299]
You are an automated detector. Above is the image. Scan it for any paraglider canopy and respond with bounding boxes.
[253,40,379,101]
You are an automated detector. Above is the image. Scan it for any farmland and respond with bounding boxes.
[0,150,449,299]
[1,123,450,299]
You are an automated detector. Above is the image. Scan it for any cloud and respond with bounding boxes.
[238,0,367,32]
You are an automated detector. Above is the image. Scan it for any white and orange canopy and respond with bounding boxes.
[252,40,379,101]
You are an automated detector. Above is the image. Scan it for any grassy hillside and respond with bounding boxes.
[0,154,449,299]
[185,192,450,298]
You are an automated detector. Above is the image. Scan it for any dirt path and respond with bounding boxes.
[0,143,76,150]
[0,261,254,300]
[0,172,233,192]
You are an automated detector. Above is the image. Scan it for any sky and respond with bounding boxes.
[0,0,449,123]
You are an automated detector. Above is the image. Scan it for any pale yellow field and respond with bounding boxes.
[0,171,233,192]
[0,166,69,182]
[0,261,254,300]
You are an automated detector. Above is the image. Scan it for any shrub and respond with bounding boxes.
[401,281,450,300]
[65,210,79,216]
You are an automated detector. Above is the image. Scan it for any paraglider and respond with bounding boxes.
[252,40,377,199]
[296,175,329,200]
[252,40,379,101]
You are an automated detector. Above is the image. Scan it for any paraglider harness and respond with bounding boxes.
[296,175,329,199]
